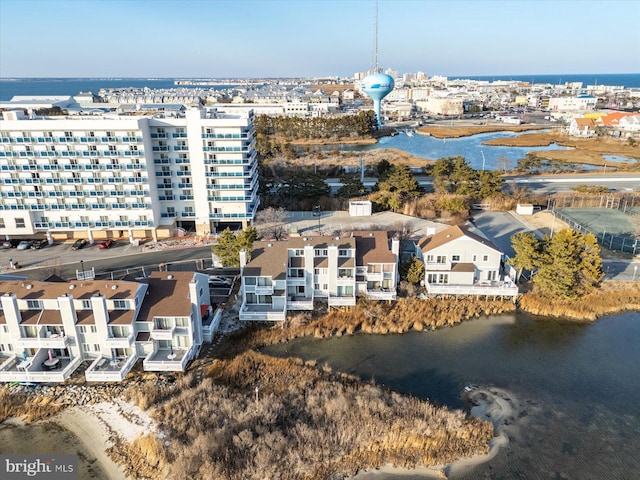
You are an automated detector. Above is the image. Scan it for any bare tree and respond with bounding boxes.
[389,220,416,241]
[255,207,289,240]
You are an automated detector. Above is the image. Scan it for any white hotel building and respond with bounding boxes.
[0,271,216,383]
[0,106,259,242]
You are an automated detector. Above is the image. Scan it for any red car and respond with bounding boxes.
[98,240,115,249]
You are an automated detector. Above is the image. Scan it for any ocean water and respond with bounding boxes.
[264,312,640,480]
[1,73,638,101]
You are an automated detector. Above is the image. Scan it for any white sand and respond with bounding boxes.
[51,399,158,480]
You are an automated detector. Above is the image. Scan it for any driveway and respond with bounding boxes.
[469,211,539,259]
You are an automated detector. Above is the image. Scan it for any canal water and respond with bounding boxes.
[317,130,578,172]
[264,312,640,480]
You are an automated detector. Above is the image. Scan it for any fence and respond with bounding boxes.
[551,194,640,214]
[551,208,639,255]
[93,257,238,281]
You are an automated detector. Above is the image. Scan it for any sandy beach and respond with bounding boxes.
[0,399,157,480]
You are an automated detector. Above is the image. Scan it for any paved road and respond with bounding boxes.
[326,174,640,195]
[1,244,214,281]
[469,210,539,259]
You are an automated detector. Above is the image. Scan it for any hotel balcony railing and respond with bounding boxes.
[104,332,134,348]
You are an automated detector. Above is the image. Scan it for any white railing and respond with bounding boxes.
[366,289,397,300]
[15,334,69,349]
[104,332,134,348]
[328,296,356,307]
[239,308,286,322]
[424,262,452,271]
[426,282,519,297]
[143,349,190,372]
[254,285,274,294]
[287,298,314,310]
[150,325,175,340]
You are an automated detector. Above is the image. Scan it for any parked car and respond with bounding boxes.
[2,239,21,249]
[16,241,33,251]
[98,239,115,249]
[209,276,231,287]
[31,239,49,249]
[70,239,87,250]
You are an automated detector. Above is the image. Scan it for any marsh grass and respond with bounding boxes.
[519,281,640,320]
[144,351,492,480]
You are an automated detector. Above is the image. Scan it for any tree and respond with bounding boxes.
[376,159,392,181]
[508,232,542,283]
[509,229,604,298]
[211,227,258,267]
[255,207,289,240]
[405,257,425,285]
[336,175,366,199]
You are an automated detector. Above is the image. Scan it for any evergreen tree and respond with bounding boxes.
[336,175,366,199]
[508,232,541,283]
[212,227,258,267]
[405,257,425,285]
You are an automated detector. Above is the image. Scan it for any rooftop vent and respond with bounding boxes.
[25,284,33,290]
[303,237,308,241]
[111,285,118,290]
[167,274,174,280]
[267,243,273,247]
[69,284,76,290]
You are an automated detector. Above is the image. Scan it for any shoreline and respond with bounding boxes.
[351,386,525,480]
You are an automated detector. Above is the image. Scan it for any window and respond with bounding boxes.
[81,300,91,309]
[0,219,4,229]
[93,344,100,352]
[426,255,434,263]
[314,249,328,256]
[90,326,97,333]
[293,249,304,256]
[82,343,90,353]
[26,300,42,309]
[15,218,26,228]
[338,249,350,257]
[113,300,128,309]
[244,277,256,285]
[436,255,446,264]
[482,255,489,262]
[472,255,478,262]
[488,271,497,281]
[451,255,461,262]
[176,317,188,327]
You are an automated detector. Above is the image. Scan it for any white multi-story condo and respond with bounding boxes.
[0,271,214,383]
[238,231,399,322]
[0,106,259,242]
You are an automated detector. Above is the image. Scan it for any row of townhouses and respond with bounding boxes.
[237,226,518,322]
[0,106,260,240]
[0,272,218,383]
[0,225,517,384]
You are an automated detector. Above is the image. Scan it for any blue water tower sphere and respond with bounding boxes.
[361,72,395,127]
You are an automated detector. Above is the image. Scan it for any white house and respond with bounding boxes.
[415,225,517,298]
[567,117,597,137]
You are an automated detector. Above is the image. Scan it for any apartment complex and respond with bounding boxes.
[238,231,399,322]
[0,106,259,241]
[0,271,214,383]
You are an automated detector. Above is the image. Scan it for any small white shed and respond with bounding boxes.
[349,200,372,217]
[516,203,534,215]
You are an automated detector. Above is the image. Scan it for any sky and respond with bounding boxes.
[1,0,639,78]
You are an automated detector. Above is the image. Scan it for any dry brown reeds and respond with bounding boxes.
[243,297,516,348]
[519,281,640,321]
[145,350,492,480]
[0,386,64,423]
[417,125,548,139]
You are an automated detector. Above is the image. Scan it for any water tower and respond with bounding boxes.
[361,0,394,127]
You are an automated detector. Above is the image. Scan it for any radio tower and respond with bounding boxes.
[361,0,394,128]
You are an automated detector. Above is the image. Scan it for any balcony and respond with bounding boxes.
[239,303,286,322]
[85,354,137,382]
[365,288,397,301]
[143,347,190,372]
[287,296,314,311]
[150,323,175,340]
[424,261,452,271]
[15,328,69,349]
[104,332,134,348]
[328,295,357,307]
[425,280,519,298]
[0,352,82,383]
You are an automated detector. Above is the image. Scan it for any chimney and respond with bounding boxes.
[239,248,248,272]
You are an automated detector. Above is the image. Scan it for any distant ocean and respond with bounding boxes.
[0,74,639,101]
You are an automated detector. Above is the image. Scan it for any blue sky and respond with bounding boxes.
[1,0,638,78]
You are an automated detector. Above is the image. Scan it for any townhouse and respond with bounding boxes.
[238,231,399,322]
[0,271,212,383]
